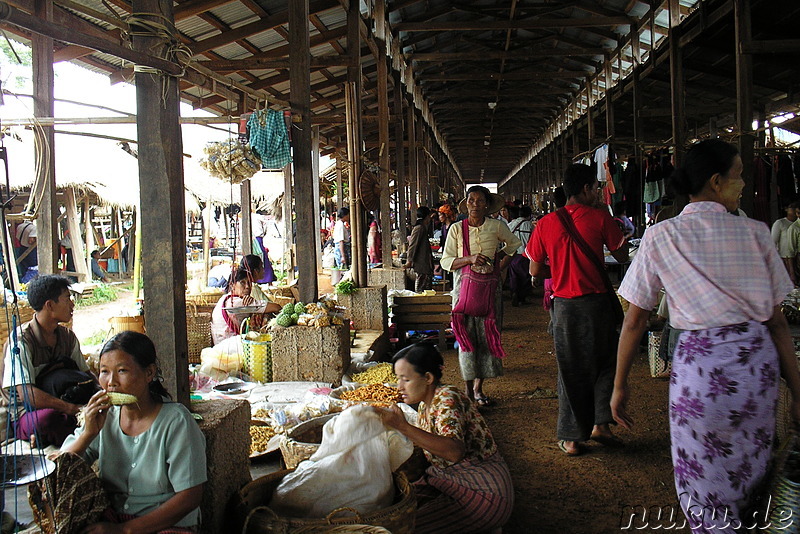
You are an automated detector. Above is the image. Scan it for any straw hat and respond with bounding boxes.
[458,191,507,215]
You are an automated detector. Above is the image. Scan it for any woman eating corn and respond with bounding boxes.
[376,343,513,533]
[35,331,207,533]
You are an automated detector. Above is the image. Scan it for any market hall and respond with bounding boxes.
[1,0,800,532]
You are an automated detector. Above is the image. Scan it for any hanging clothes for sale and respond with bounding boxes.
[642,151,664,204]
[248,109,292,170]
[593,144,609,182]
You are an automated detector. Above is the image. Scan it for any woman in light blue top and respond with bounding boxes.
[57,331,207,533]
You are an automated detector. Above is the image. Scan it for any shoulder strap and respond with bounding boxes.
[556,207,614,294]
[461,218,471,256]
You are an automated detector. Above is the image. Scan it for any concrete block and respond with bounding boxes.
[337,285,388,331]
[367,268,409,292]
[269,322,351,385]
[193,399,251,534]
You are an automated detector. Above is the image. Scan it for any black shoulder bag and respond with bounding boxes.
[556,207,625,326]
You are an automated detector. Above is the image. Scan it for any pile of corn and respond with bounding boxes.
[250,424,276,455]
[199,141,262,184]
[339,383,402,406]
[351,363,396,385]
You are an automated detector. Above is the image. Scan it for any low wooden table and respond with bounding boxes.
[391,293,452,350]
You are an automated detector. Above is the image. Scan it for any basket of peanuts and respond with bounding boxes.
[330,383,403,409]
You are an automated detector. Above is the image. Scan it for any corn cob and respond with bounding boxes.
[107,392,138,405]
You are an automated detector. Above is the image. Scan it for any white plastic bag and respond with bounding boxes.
[270,405,413,518]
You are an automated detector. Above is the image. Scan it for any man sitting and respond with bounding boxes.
[1,275,93,447]
[90,250,110,283]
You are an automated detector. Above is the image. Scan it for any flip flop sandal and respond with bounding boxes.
[557,440,582,456]
[475,395,495,407]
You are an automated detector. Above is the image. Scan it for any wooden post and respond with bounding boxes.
[83,197,95,266]
[132,0,189,405]
[312,126,322,273]
[669,0,685,168]
[289,0,318,303]
[605,52,614,141]
[735,0,755,217]
[587,80,595,146]
[64,188,89,281]
[376,25,392,266]
[32,0,57,275]
[632,25,644,227]
[240,179,252,255]
[393,72,407,254]
[203,201,212,285]
[407,104,418,214]
[347,0,366,287]
[282,164,294,283]
[334,156,344,213]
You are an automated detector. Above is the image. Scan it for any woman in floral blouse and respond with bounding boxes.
[377,343,513,533]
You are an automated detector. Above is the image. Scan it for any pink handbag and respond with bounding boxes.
[451,219,506,358]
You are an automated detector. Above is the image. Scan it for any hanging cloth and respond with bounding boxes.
[248,109,292,170]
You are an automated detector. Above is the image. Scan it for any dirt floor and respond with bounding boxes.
[437,286,689,534]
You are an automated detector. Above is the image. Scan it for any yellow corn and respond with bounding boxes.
[351,363,396,385]
[107,392,138,405]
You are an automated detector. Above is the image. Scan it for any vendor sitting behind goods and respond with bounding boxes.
[376,343,514,534]
[1,275,92,447]
[51,331,206,533]
[90,250,110,283]
[210,267,280,345]
[241,254,270,303]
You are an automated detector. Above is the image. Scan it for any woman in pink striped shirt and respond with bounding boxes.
[611,139,800,533]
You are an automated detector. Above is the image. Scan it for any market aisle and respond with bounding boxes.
[435,291,688,534]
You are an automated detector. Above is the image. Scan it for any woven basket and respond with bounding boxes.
[777,378,792,447]
[108,315,145,336]
[648,331,671,378]
[232,469,415,534]
[279,414,338,469]
[186,303,212,364]
[187,291,224,307]
[0,303,35,341]
[241,319,272,383]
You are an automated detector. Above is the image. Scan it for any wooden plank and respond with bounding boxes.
[741,39,800,54]
[395,315,452,325]
[346,0,366,287]
[393,71,407,254]
[421,71,587,82]
[240,179,252,255]
[735,0,754,216]
[282,163,294,283]
[407,104,418,214]
[64,188,89,281]
[133,0,189,405]
[32,0,57,275]
[312,126,322,273]
[669,0,685,168]
[410,49,605,61]
[392,304,452,313]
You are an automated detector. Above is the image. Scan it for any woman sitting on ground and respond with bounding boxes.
[35,331,207,534]
[376,343,514,534]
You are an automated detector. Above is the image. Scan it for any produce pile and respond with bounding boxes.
[339,384,402,407]
[335,279,357,295]
[272,301,344,328]
[351,363,396,385]
[199,140,262,184]
[249,424,276,456]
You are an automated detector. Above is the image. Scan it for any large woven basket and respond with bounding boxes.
[777,378,792,447]
[186,303,212,364]
[279,414,338,469]
[231,469,415,534]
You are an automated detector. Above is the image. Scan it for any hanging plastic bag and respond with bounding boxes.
[270,405,413,518]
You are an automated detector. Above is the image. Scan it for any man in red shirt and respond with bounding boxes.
[526,164,629,456]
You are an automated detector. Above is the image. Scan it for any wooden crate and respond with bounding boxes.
[391,294,451,350]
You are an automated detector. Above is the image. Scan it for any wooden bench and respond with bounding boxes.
[391,293,452,350]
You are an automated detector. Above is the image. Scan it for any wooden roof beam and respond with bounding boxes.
[394,16,635,32]
[409,47,605,61]
[188,0,339,55]
[420,70,589,82]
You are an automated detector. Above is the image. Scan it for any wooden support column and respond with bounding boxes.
[32,0,56,274]
[203,201,212,285]
[735,0,755,216]
[669,0,685,166]
[346,0,365,287]
[407,104,418,214]
[132,0,188,404]
[282,164,294,282]
[375,18,392,266]
[393,72,407,253]
[312,126,322,272]
[605,52,614,141]
[586,81,595,146]
[64,188,89,281]
[334,156,344,212]
[240,179,252,255]
[289,0,318,303]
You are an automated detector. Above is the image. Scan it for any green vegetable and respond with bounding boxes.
[294,302,306,314]
[282,303,295,315]
[290,313,299,324]
[276,314,293,327]
[335,280,357,295]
